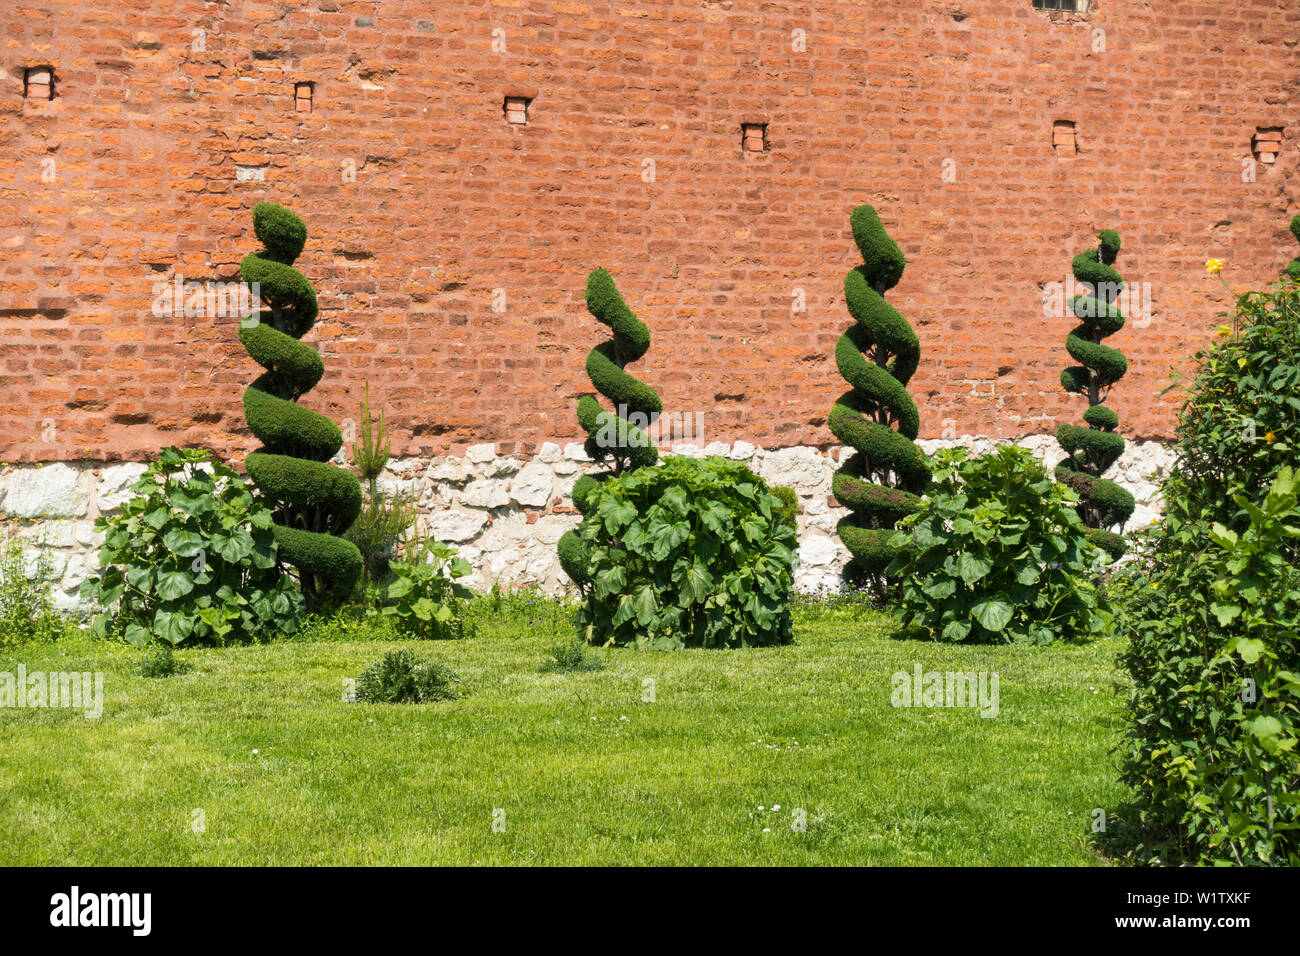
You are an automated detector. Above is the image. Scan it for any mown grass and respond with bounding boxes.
[0,597,1127,865]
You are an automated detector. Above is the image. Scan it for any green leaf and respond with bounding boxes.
[971,598,1014,632]
[1236,638,1265,664]
[958,552,993,585]
[155,570,196,602]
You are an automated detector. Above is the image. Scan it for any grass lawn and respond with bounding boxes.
[0,600,1128,865]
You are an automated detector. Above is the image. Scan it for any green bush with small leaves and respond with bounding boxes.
[887,446,1109,645]
[81,447,304,646]
[0,538,66,646]
[1112,278,1300,865]
[571,455,797,649]
[355,649,460,704]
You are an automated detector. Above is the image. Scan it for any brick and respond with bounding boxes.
[0,0,1295,464]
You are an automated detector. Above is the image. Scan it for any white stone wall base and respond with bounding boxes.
[0,436,1176,613]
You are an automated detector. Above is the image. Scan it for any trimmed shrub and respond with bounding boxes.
[1055,229,1135,559]
[82,447,304,646]
[1113,278,1300,865]
[355,649,460,704]
[558,268,663,589]
[573,456,796,649]
[888,446,1109,645]
[239,202,363,607]
[829,205,930,596]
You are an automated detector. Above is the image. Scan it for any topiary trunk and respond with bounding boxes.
[1055,229,1135,560]
[557,268,662,587]
[828,205,930,596]
[238,202,362,608]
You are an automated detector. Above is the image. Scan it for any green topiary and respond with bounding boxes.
[557,268,663,588]
[238,202,363,607]
[1286,215,1300,282]
[1055,229,1135,560]
[828,205,930,596]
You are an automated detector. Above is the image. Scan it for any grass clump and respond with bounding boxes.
[355,649,460,704]
[135,645,192,678]
[540,637,604,674]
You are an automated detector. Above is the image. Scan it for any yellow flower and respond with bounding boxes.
[1214,325,1231,337]
[1206,258,1223,274]
[1265,430,1277,443]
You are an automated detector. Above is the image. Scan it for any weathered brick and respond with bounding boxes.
[0,0,1296,465]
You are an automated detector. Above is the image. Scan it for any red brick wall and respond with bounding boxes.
[2,0,1297,463]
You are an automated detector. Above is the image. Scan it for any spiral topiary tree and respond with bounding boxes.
[557,268,662,587]
[1055,229,1135,560]
[1286,215,1300,281]
[829,205,931,596]
[238,202,363,607]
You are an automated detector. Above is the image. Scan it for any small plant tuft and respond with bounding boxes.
[135,644,192,678]
[0,538,67,646]
[355,649,460,704]
[540,637,604,674]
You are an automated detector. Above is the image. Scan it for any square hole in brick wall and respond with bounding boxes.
[23,66,54,101]
[1053,120,1078,157]
[741,122,768,153]
[295,82,313,113]
[504,95,531,125]
[1253,127,1283,166]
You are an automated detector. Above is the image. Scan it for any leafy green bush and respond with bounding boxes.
[771,485,799,531]
[82,447,304,646]
[571,456,797,649]
[378,540,474,640]
[1165,282,1300,519]
[1114,278,1300,865]
[355,649,460,703]
[888,446,1108,644]
[0,538,66,646]
[135,644,192,678]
